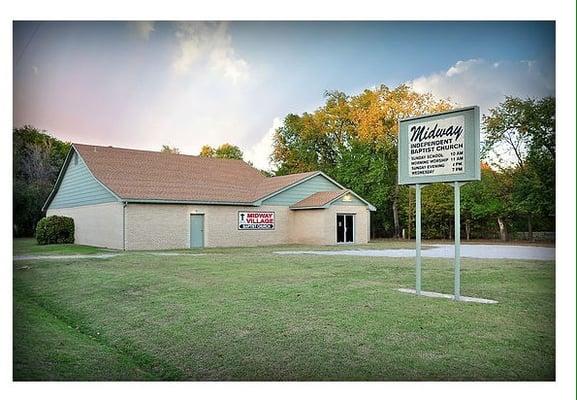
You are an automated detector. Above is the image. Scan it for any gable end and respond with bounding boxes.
[43,147,120,210]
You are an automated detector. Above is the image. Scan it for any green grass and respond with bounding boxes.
[13,238,111,256]
[13,238,554,381]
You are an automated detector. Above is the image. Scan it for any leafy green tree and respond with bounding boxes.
[199,143,243,160]
[272,84,452,238]
[483,96,555,240]
[421,184,454,239]
[13,126,70,237]
[461,164,514,240]
[214,143,244,160]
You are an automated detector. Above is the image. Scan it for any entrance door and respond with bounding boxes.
[190,214,204,248]
[337,214,354,243]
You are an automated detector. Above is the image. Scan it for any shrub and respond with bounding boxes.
[35,215,75,245]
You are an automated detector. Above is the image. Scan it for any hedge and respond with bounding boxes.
[35,215,75,245]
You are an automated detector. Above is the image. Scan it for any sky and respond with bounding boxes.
[13,21,555,170]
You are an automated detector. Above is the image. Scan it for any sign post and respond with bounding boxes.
[415,183,422,295]
[453,181,462,300]
[398,106,480,300]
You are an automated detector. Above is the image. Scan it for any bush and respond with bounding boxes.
[35,215,75,245]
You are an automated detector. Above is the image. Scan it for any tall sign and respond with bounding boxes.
[398,106,480,300]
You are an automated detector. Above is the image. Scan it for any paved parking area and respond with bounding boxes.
[276,244,555,261]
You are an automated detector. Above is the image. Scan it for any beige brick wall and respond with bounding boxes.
[289,209,327,245]
[47,202,124,249]
[291,205,370,245]
[124,203,372,250]
[125,204,293,250]
[323,205,370,245]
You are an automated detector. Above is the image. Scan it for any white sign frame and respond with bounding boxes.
[398,106,480,185]
[238,211,275,230]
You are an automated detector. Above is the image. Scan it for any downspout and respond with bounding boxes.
[122,201,127,251]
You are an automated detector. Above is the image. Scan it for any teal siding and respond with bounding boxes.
[333,195,365,206]
[48,151,118,209]
[262,175,341,206]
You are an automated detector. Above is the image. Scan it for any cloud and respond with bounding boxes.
[130,21,155,40]
[408,59,555,167]
[244,117,282,171]
[172,22,249,84]
[31,65,39,75]
[408,58,555,114]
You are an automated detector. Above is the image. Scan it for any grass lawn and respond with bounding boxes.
[13,239,555,381]
[13,238,112,256]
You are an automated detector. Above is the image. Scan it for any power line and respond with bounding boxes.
[14,22,41,67]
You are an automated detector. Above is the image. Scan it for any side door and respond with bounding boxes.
[190,214,205,248]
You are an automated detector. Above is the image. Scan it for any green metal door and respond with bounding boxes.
[190,214,204,248]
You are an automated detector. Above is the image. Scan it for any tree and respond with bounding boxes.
[199,143,244,160]
[421,184,454,239]
[160,145,180,154]
[461,164,514,241]
[199,145,215,157]
[215,143,243,160]
[272,84,452,238]
[482,96,555,240]
[13,126,70,236]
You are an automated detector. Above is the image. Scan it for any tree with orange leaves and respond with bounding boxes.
[272,84,452,238]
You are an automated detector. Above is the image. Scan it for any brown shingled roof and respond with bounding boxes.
[289,190,348,209]
[73,144,318,203]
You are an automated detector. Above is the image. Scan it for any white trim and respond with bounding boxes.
[253,171,327,205]
[399,105,477,122]
[339,189,377,211]
[41,146,74,211]
[42,146,122,211]
[289,188,377,211]
[289,190,349,210]
[336,213,356,244]
[73,146,122,201]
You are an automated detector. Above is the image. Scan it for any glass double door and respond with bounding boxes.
[336,214,354,243]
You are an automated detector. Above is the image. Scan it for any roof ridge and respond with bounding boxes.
[72,142,251,164]
[264,170,319,179]
[289,189,349,209]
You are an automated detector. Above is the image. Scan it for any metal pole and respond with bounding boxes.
[454,182,461,300]
[415,184,422,295]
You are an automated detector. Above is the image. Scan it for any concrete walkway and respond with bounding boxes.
[13,252,207,261]
[397,288,498,304]
[276,244,555,261]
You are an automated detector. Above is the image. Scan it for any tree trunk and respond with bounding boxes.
[392,186,400,238]
[497,217,508,241]
[527,214,533,242]
[465,219,471,241]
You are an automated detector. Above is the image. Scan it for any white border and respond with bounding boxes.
[3,2,574,400]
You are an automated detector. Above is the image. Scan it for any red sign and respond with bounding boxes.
[238,211,275,230]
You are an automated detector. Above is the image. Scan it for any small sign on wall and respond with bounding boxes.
[238,211,275,230]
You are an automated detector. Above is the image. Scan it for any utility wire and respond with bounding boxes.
[14,22,41,67]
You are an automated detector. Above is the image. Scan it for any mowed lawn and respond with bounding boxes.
[13,239,555,381]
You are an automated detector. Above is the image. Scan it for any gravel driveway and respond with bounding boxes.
[276,244,555,261]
